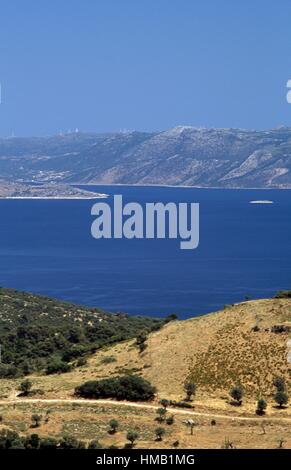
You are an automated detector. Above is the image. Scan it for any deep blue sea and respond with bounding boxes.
[0,186,290,319]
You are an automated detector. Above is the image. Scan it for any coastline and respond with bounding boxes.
[70,182,291,191]
[0,194,108,200]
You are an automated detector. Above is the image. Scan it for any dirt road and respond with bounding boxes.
[0,397,291,423]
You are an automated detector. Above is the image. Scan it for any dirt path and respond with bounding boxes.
[0,397,291,424]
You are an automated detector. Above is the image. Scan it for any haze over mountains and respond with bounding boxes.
[1,126,291,188]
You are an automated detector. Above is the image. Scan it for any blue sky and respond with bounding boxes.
[1,0,291,136]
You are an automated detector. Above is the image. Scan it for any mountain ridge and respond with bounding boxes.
[1,126,291,187]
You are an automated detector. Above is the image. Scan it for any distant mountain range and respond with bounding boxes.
[1,126,291,188]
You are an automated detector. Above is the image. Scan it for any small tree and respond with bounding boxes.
[24,433,40,449]
[136,331,148,345]
[156,407,167,422]
[19,379,32,396]
[136,331,148,354]
[166,415,174,425]
[274,390,289,408]
[126,430,139,447]
[160,399,169,409]
[230,385,244,406]
[184,380,196,401]
[273,377,286,392]
[155,427,166,441]
[30,434,40,449]
[138,342,147,353]
[165,313,178,323]
[88,440,102,449]
[59,436,85,449]
[256,399,267,416]
[31,414,42,428]
[108,419,119,434]
[39,437,58,449]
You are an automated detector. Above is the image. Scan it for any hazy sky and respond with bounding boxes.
[1,0,291,136]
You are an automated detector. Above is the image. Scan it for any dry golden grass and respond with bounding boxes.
[0,401,291,449]
[0,298,290,449]
[1,298,291,403]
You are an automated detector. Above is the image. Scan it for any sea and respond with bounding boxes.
[0,185,290,319]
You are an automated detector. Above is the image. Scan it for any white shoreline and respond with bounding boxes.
[0,194,108,200]
[68,182,291,190]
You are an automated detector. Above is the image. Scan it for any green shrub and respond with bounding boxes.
[108,419,119,434]
[256,399,267,415]
[166,415,174,425]
[126,430,139,446]
[274,391,289,408]
[88,440,102,449]
[0,429,21,449]
[31,414,42,428]
[160,399,169,408]
[274,290,291,299]
[59,436,85,449]
[19,379,33,396]
[273,377,286,392]
[229,385,244,406]
[0,364,19,378]
[46,359,72,375]
[24,434,40,449]
[156,407,167,422]
[168,400,193,409]
[39,437,58,449]
[184,380,196,401]
[75,375,156,401]
[155,427,166,441]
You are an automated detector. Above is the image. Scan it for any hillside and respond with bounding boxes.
[1,295,290,401]
[0,293,291,449]
[1,127,291,188]
[0,288,164,377]
[105,298,291,400]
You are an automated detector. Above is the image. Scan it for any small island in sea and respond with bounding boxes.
[249,200,274,204]
[0,180,107,199]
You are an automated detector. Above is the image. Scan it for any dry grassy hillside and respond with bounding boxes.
[0,298,291,449]
[2,298,290,404]
[91,298,291,400]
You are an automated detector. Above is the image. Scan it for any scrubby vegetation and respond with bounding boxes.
[19,379,32,396]
[273,377,289,408]
[155,427,166,441]
[256,398,267,415]
[274,290,291,299]
[230,384,244,406]
[126,430,139,447]
[184,380,196,401]
[0,429,91,449]
[75,375,156,401]
[108,419,119,434]
[0,288,164,377]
